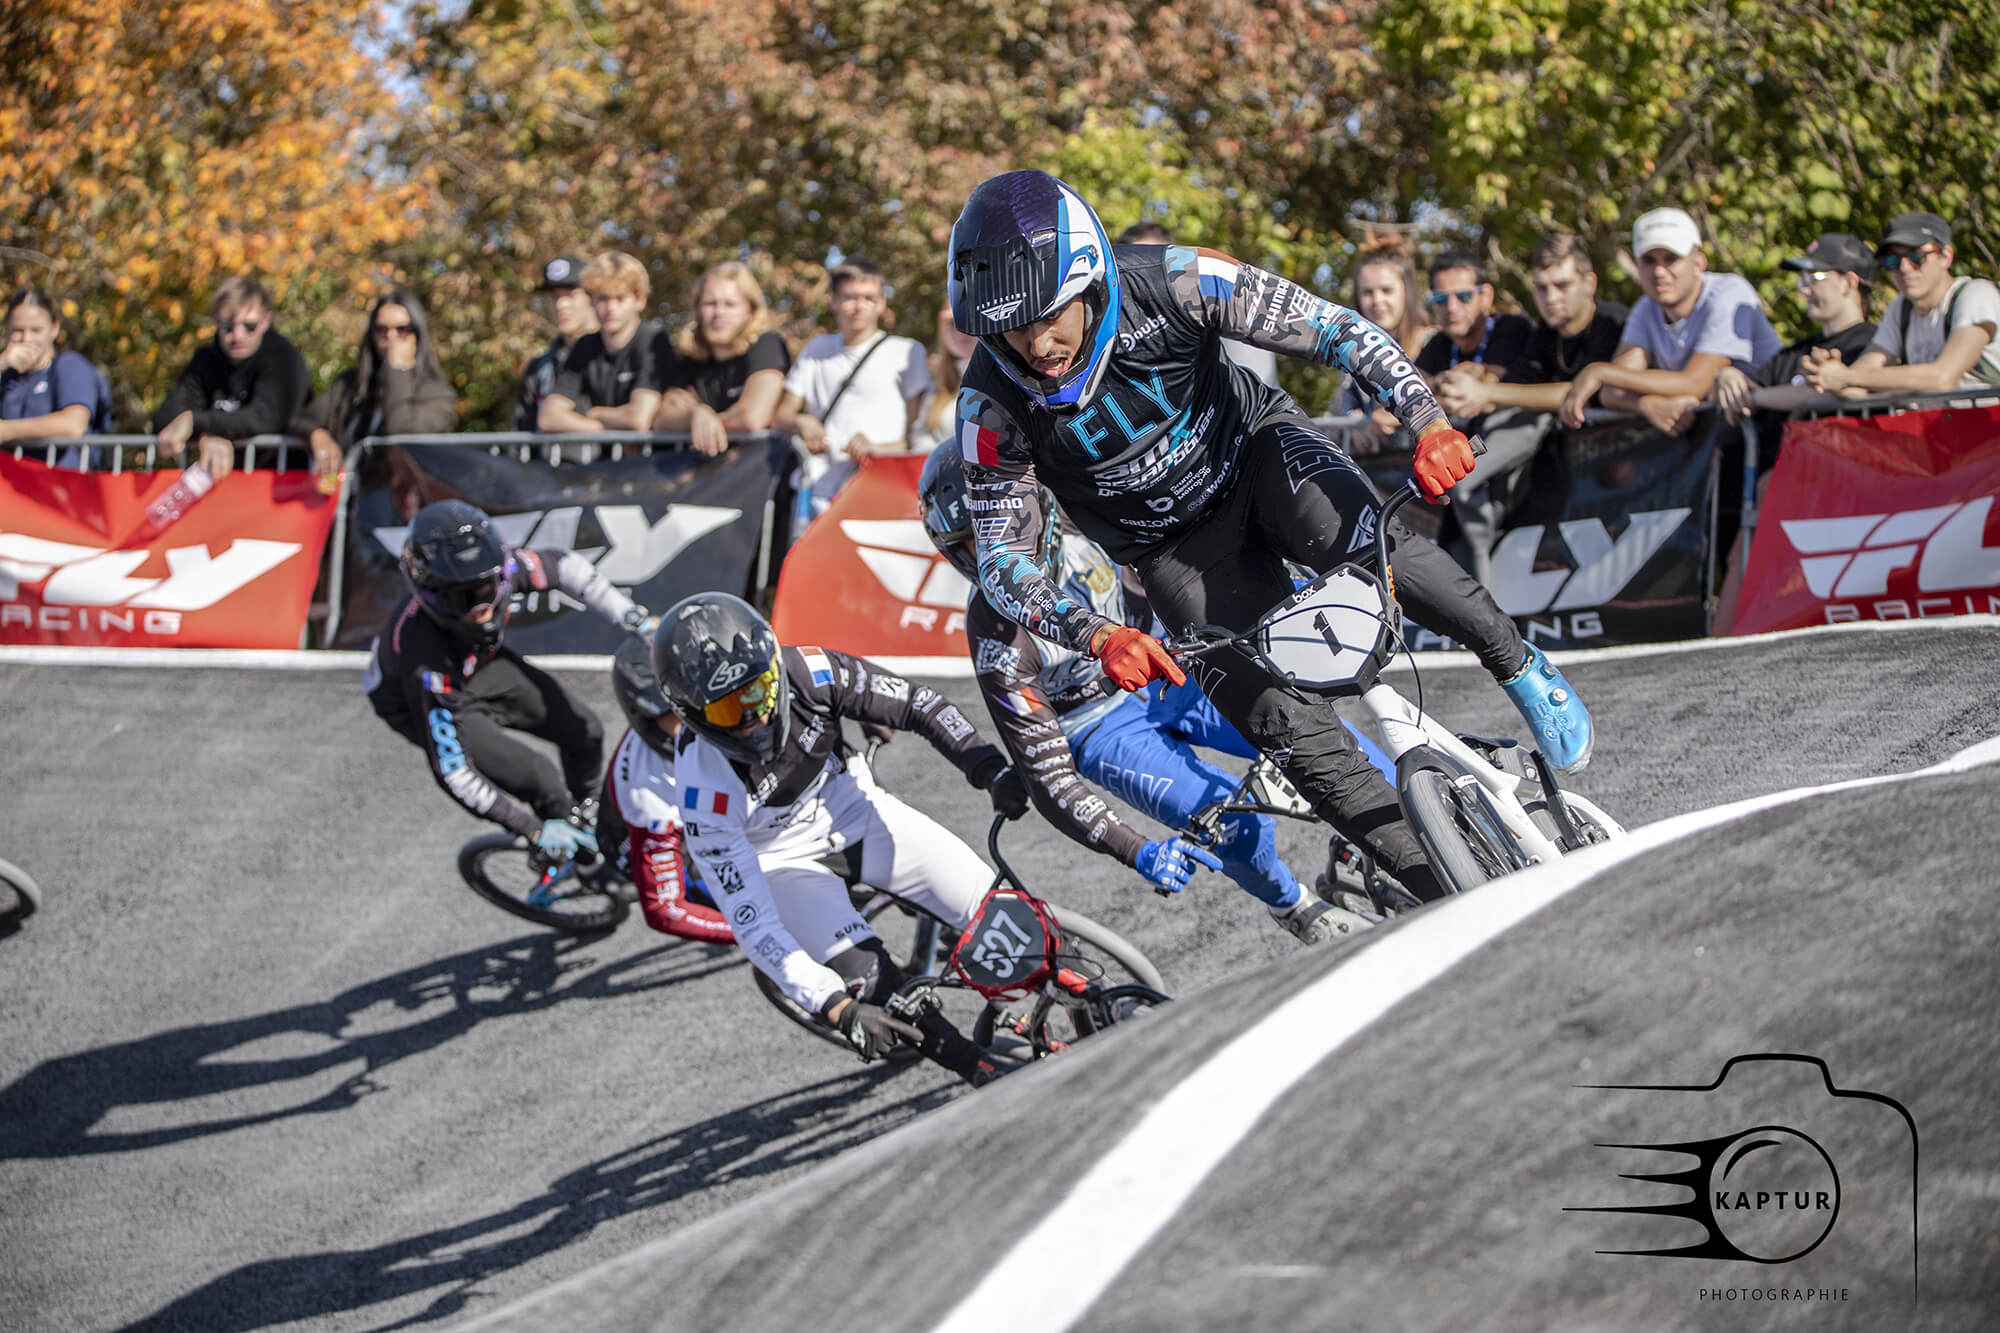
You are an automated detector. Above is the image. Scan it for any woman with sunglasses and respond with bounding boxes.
[650,592,1028,1084]
[366,499,657,869]
[293,288,459,486]
[150,275,312,481]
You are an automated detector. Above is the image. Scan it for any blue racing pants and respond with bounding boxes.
[1071,692,1302,908]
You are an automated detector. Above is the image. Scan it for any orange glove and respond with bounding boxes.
[1090,625,1186,692]
[1413,427,1476,504]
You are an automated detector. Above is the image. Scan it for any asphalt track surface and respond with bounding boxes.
[3,620,1997,1332]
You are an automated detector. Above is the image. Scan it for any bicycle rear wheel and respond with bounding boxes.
[1401,767,1527,895]
[457,832,631,935]
[0,857,43,931]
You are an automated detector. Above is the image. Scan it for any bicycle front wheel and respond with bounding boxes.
[1401,768,1526,895]
[457,833,631,935]
[973,906,1169,1054]
[0,857,43,931]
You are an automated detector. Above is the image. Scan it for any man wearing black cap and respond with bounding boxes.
[1807,211,2000,395]
[514,255,599,431]
[1709,233,1883,632]
[1715,232,1879,423]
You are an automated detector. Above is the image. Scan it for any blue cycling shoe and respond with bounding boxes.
[1500,643,1592,775]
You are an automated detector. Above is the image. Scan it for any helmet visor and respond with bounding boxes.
[419,571,506,623]
[701,660,782,730]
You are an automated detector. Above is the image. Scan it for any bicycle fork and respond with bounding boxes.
[1360,682,1567,867]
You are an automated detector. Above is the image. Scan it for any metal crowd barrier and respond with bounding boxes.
[4,433,309,472]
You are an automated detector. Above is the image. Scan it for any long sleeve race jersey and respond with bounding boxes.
[602,728,733,944]
[364,546,641,835]
[965,529,1151,868]
[957,243,1444,652]
[676,645,1003,1014]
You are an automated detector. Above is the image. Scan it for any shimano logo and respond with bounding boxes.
[1782,499,2000,599]
[978,297,1026,323]
[966,497,1023,511]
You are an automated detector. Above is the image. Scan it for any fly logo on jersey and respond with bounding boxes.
[370,503,740,589]
[682,787,730,816]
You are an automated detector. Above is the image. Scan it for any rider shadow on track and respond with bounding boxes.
[0,933,741,1161]
[123,1067,958,1333]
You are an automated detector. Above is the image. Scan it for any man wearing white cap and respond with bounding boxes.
[1558,206,1782,434]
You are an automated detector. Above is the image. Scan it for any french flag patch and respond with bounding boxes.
[683,788,730,816]
[1195,249,1239,302]
[802,649,834,686]
[959,420,1000,467]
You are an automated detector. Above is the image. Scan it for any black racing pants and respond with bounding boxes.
[452,650,606,821]
[1135,414,1528,895]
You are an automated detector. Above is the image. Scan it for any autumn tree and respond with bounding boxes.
[382,0,1403,425]
[0,0,438,429]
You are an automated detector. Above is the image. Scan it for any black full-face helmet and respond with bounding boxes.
[611,636,679,759]
[650,592,790,765]
[401,499,512,646]
[947,169,1122,413]
[916,445,1059,589]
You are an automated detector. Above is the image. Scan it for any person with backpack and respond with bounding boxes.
[1806,211,2000,396]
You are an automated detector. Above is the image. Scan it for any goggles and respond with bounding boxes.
[702,661,781,728]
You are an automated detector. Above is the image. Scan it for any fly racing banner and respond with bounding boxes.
[332,437,791,651]
[1353,417,1715,648]
[0,455,337,648]
[1731,404,2000,634]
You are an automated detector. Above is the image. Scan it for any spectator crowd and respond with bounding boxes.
[4,202,1995,601]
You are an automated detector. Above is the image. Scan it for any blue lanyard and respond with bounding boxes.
[1448,317,1495,369]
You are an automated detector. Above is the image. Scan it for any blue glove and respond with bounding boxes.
[534,818,599,862]
[1134,837,1222,894]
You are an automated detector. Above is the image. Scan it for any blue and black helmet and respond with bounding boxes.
[947,170,1122,413]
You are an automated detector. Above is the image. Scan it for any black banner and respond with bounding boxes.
[1353,419,1716,649]
[332,437,791,651]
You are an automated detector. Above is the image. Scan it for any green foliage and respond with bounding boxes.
[1370,0,2000,340]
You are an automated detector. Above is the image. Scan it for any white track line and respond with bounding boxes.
[929,735,2000,1333]
[2,617,1989,674]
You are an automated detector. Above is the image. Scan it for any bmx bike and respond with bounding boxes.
[751,812,1170,1070]
[457,831,634,935]
[1168,467,1624,901]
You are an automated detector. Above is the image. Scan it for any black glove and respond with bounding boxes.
[824,996,921,1062]
[986,765,1029,820]
[964,747,1030,820]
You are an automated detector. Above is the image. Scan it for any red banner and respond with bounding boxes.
[0,456,338,648]
[770,454,973,665]
[1732,405,2000,634]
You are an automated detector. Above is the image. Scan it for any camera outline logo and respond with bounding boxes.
[1566,1053,1919,1299]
